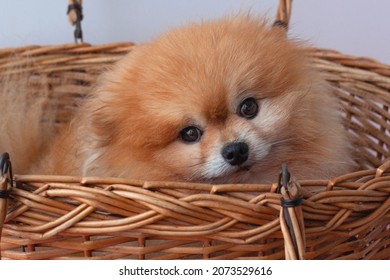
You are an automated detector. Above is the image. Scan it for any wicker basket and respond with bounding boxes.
[0,1,389,260]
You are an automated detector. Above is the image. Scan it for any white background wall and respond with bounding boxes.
[1,0,389,64]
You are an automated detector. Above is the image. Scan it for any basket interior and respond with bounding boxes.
[0,43,389,260]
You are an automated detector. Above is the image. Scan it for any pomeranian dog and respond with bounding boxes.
[0,16,354,183]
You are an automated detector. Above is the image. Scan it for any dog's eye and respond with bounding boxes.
[179,126,203,143]
[238,98,259,119]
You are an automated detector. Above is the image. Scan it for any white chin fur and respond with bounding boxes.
[81,149,104,176]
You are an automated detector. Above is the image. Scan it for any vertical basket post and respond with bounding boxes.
[277,164,306,260]
[0,153,13,259]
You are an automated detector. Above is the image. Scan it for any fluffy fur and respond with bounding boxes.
[0,16,354,183]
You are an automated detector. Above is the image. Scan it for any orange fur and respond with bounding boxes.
[1,16,355,183]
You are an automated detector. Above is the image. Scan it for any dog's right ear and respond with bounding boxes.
[83,55,155,150]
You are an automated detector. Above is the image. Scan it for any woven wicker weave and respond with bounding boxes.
[0,1,389,260]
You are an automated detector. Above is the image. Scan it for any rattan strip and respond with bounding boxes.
[1,159,389,259]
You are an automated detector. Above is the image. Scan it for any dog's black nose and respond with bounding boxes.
[222,142,249,166]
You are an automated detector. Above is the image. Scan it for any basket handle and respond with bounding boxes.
[67,0,83,43]
[274,0,292,30]
[64,1,292,42]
